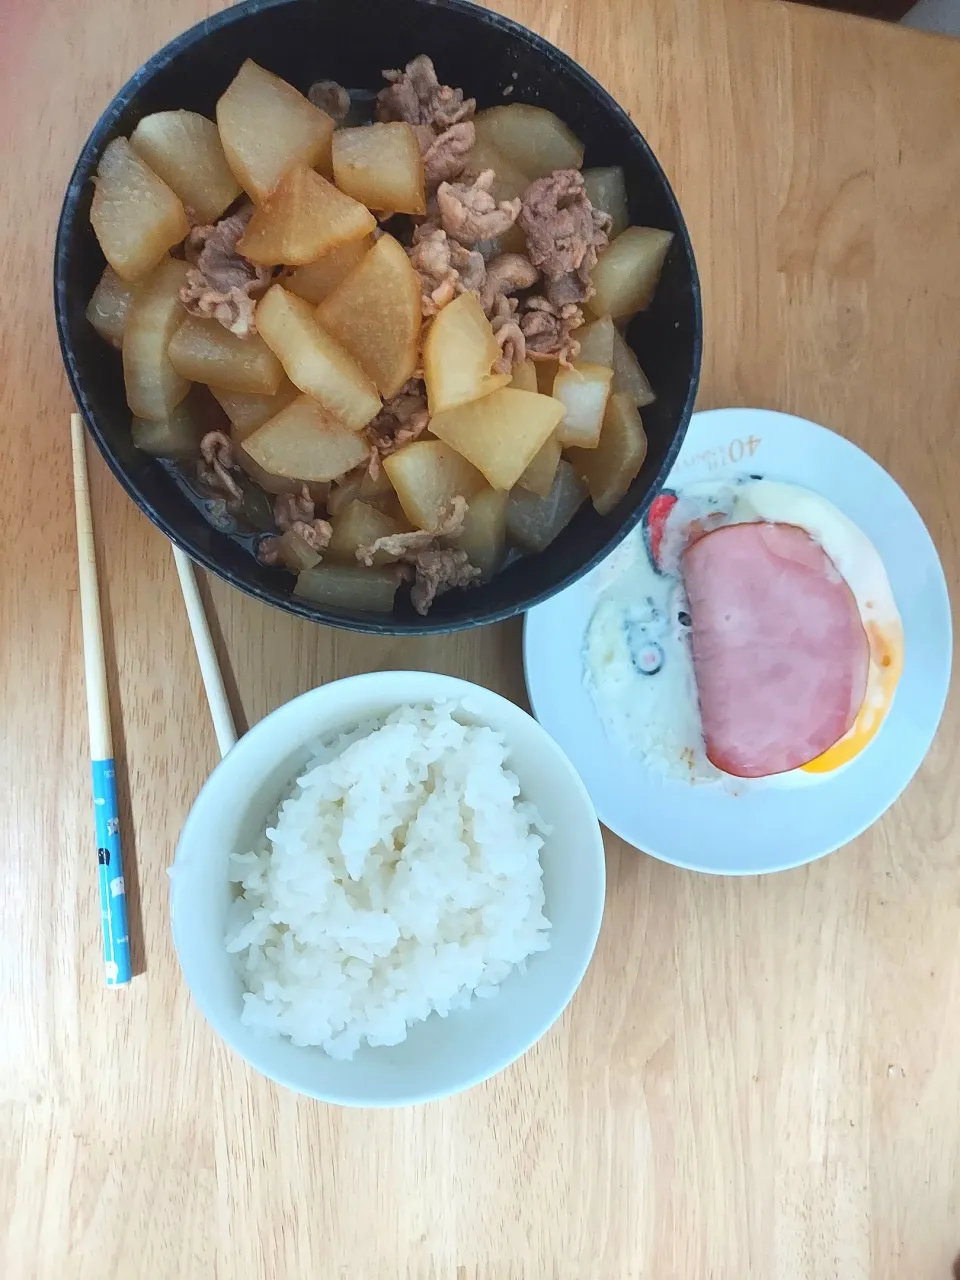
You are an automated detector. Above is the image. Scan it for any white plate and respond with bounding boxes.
[524,408,953,874]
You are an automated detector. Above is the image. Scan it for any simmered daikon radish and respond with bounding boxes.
[466,138,532,203]
[241,394,369,482]
[131,386,222,458]
[509,358,539,394]
[611,329,655,407]
[211,380,299,439]
[327,500,405,565]
[423,292,510,415]
[255,285,381,430]
[285,238,372,306]
[326,471,366,518]
[517,433,561,499]
[294,564,402,611]
[452,489,509,579]
[358,467,398,512]
[86,266,138,348]
[130,110,241,223]
[91,138,189,281]
[332,123,426,215]
[384,440,486,532]
[590,227,674,320]
[275,529,323,572]
[567,392,648,515]
[429,388,564,491]
[316,234,421,399]
[582,167,629,240]
[465,139,531,259]
[216,59,334,201]
[122,257,192,420]
[473,105,583,179]
[574,315,615,369]
[237,166,375,266]
[552,363,614,449]
[168,316,283,395]
[507,461,588,552]
[232,442,321,498]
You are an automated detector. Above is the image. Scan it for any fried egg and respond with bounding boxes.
[584,477,903,784]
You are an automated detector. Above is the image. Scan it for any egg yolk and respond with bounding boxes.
[801,620,904,773]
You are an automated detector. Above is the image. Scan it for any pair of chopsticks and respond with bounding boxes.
[71,413,237,985]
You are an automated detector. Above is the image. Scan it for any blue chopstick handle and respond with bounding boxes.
[91,759,132,986]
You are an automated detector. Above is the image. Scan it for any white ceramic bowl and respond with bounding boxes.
[170,671,606,1107]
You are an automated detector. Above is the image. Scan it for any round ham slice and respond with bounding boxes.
[681,521,869,778]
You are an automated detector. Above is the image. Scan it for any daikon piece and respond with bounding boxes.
[216,59,334,201]
[255,285,381,430]
[122,257,192,420]
[130,110,241,223]
[90,138,189,281]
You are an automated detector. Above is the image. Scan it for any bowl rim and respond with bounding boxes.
[169,670,607,1106]
[54,0,702,636]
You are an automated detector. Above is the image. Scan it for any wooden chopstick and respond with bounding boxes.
[70,413,132,987]
[172,545,238,759]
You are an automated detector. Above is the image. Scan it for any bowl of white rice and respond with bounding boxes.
[170,671,605,1106]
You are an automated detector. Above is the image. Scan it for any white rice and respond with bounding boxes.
[225,702,551,1059]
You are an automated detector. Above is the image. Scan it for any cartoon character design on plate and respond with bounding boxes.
[584,486,717,782]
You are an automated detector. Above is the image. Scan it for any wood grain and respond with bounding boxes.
[2,0,959,1276]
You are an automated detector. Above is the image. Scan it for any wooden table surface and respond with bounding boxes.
[3,0,960,1275]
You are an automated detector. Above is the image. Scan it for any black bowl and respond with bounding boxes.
[55,0,701,635]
